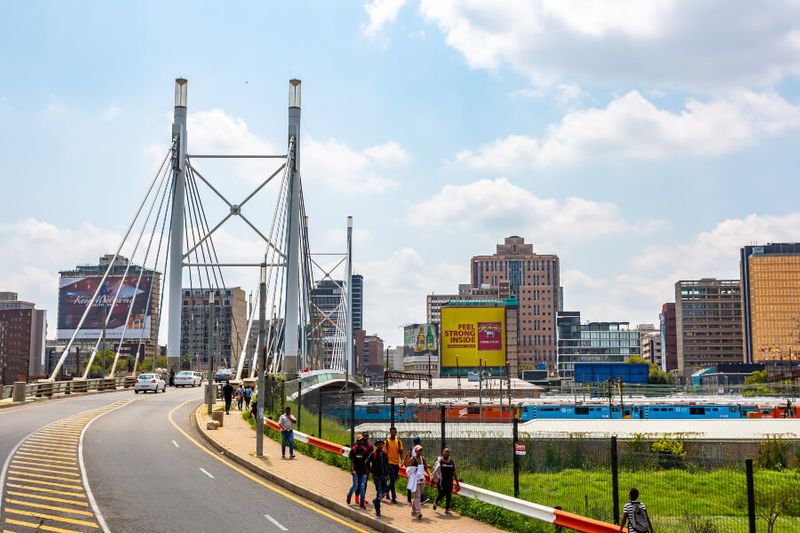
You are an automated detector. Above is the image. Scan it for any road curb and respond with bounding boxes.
[0,386,134,410]
[192,408,406,533]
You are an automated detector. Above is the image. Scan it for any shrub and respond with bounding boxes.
[756,436,792,471]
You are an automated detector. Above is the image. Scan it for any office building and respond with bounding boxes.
[311,275,364,369]
[58,255,161,360]
[641,330,662,367]
[741,243,800,364]
[557,318,640,380]
[354,331,384,380]
[659,303,678,371]
[351,274,363,332]
[180,287,247,370]
[470,236,560,372]
[0,292,47,384]
[675,279,744,371]
[427,282,512,325]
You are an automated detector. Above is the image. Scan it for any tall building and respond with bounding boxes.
[57,255,161,360]
[674,279,743,371]
[311,274,364,368]
[640,330,662,367]
[0,292,47,384]
[471,236,560,372]
[427,283,512,325]
[355,331,384,379]
[180,287,247,370]
[741,243,800,364]
[659,303,678,371]
[351,274,363,333]
[557,320,641,380]
[556,311,581,378]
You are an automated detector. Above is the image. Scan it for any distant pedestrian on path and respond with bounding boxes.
[403,436,421,503]
[236,384,245,411]
[432,448,459,514]
[243,385,253,410]
[619,488,654,533]
[169,368,176,387]
[366,439,389,517]
[406,443,429,519]
[385,427,403,504]
[278,407,297,459]
[347,436,369,509]
[222,381,234,414]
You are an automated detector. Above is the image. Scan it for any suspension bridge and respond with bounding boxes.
[45,78,359,387]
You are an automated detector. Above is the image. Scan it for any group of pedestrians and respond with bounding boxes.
[347,427,459,520]
[221,382,253,415]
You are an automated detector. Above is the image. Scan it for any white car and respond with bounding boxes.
[135,373,166,393]
[174,371,202,387]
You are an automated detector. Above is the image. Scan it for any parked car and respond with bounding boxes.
[213,368,234,382]
[135,373,166,393]
[174,370,202,387]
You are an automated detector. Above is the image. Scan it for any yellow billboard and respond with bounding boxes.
[440,306,506,369]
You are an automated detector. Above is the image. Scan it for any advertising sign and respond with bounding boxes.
[57,275,154,340]
[440,306,506,371]
[403,323,438,358]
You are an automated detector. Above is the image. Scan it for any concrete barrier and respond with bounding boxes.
[12,382,26,403]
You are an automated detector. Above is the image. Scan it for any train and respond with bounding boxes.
[324,398,799,424]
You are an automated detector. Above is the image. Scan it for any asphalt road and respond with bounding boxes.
[1,387,371,533]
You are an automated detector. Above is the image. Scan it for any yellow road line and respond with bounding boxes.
[4,508,99,528]
[25,437,80,447]
[17,447,76,458]
[6,483,86,498]
[11,460,79,471]
[168,400,369,533]
[4,498,95,517]
[6,490,89,507]
[5,517,86,533]
[14,452,77,465]
[8,465,81,477]
[7,476,83,490]
[20,442,78,452]
[8,470,81,483]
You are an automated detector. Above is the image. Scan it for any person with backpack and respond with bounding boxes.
[365,439,390,517]
[235,384,245,411]
[243,385,253,410]
[347,436,369,509]
[432,448,458,514]
[620,487,654,533]
[385,426,403,504]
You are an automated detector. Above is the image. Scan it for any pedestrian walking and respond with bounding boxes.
[365,439,390,517]
[432,448,459,514]
[278,407,297,459]
[243,385,253,410]
[619,488,654,533]
[347,436,369,509]
[236,384,245,411]
[222,381,234,414]
[403,436,422,503]
[169,367,176,387]
[361,431,373,455]
[406,443,429,519]
[385,426,403,504]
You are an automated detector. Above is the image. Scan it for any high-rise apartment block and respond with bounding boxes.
[741,243,800,364]
[0,292,47,384]
[637,323,662,367]
[180,287,246,370]
[471,236,560,372]
[675,279,744,371]
[659,303,678,371]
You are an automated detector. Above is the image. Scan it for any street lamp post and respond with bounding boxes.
[207,291,215,416]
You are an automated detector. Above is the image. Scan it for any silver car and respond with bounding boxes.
[174,370,202,387]
[135,373,166,393]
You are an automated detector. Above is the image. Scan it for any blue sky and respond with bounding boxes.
[2,1,800,347]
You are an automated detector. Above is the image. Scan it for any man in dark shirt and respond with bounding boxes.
[366,439,390,517]
[347,437,368,509]
[222,381,234,414]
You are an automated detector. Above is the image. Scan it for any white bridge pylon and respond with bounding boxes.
[48,79,354,382]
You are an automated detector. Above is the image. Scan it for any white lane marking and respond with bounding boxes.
[199,467,215,478]
[80,400,134,533]
[171,440,180,448]
[265,514,288,531]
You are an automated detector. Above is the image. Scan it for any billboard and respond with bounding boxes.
[58,275,154,340]
[403,323,438,358]
[440,306,505,371]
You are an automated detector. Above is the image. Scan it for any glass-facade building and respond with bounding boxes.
[741,243,800,363]
[557,315,641,380]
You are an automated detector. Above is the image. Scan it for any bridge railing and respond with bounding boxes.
[3,376,137,403]
[283,370,351,397]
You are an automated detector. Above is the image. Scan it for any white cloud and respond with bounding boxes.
[407,177,660,242]
[363,0,408,36]
[419,0,800,90]
[103,105,123,120]
[303,136,403,193]
[455,90,800,171]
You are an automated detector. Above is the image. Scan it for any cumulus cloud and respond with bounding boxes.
[407,177,662,242]
[455,90,800,170]
[303,136,405,193]
[103,105,123,120]
[419,0,800,90]
[363,0,408,36]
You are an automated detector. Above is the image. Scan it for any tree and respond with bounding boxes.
[753,473,800,533]
[627,356,668,384]
[745,370,768,384]
[138,355,167,372]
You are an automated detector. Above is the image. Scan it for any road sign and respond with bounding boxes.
[515,443,526,456]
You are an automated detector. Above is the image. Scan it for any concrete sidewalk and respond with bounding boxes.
[196,405,502,533]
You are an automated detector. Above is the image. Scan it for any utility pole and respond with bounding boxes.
[345,216,353,380]
[256,264,267,457]
[166,78,188,371]
[207,291,215,416]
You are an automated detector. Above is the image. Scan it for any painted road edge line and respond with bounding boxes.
[265,514,288,531]
[79,400,133,533]
[199,468,214,479]
[167,400,368,533]
[171,440,180,448]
